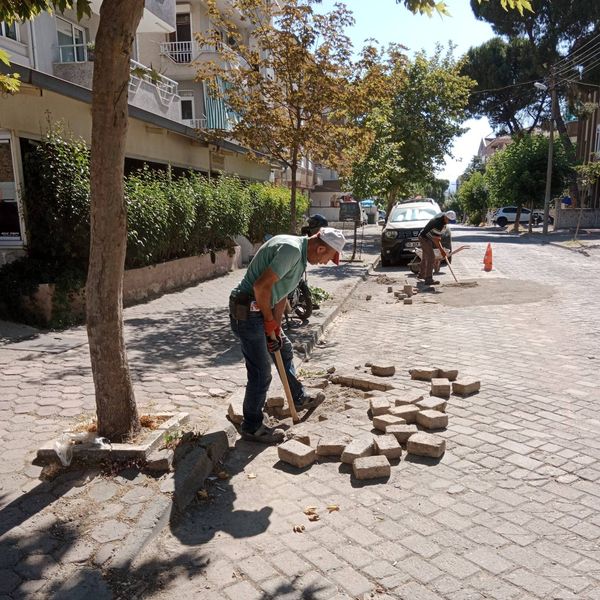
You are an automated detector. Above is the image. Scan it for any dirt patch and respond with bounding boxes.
[374,275,397,285]
[434,278,555,307]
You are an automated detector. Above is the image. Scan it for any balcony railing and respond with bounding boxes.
[183,117,208,130]
[129,59,179,105]
[159,40,250,69]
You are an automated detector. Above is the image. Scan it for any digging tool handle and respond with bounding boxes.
[271,333,300,423]
[442,252,459,284]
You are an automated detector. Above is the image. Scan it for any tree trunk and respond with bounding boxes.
[290,154,298,234]
[513,204,522,234]
[86,0,144,442]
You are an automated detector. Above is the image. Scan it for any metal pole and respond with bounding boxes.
[543,77,557,235]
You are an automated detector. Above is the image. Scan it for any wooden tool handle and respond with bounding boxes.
[270,332,299,423]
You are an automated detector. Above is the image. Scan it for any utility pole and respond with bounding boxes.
[542,73,557,235]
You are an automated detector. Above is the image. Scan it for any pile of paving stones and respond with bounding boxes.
[274,364,481,480]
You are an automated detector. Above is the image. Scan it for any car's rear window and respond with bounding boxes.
[389,207,438,222]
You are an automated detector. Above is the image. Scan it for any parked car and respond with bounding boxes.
[377,210,386,226]
[380,202,451,267]
[339,201,368,225]
[492,206,553,227]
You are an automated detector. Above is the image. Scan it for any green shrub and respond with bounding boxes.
[3,129,307,325]
[247,183,309,242]
[22,130,90,267]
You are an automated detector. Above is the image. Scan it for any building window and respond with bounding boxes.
[56,16,87,63]
[0,21,18,41]
[0,139,21,243]
[180,91,195,122]
[594,125,600,157]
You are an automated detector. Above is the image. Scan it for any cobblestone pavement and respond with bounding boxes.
[0,226,379,599]
[129,226,600,600]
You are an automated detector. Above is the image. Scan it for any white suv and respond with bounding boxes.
[492,206,533,227]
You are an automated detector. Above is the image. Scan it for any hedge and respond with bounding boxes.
[0,131,308,324]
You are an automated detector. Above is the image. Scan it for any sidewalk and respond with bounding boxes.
[0,225,381,598]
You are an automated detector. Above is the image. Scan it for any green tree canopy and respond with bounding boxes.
[348,45,474,208]
[457,171,489,224]
[484,133,572,209]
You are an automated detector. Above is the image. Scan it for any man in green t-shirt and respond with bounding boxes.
[230,228,346,443]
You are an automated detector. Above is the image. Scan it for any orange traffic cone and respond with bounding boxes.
[483,242,493,272]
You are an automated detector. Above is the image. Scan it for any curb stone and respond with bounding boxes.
[107,419,237,570]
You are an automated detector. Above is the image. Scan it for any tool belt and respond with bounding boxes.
[229,292,252,320]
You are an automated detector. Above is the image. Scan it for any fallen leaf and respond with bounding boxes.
[217,470,230,480]
[303,506,318,515]
[327,504,339,513]
[197,489,209,500]
[307,514,320,522]
[293,525,305,533]
[247,473,257,479]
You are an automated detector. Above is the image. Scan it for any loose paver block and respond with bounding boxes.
[416,409,449,430]
[227,399,243,424]
[353,455,391,480]
[431,378,451,398]
[437,368,458,381]
[404,298,413,305]
[288,432,311,446]
[403,284,413,297]
[341,438,374,464]
[416,396,447,412]
[409,367,439,381]
[371,364,395,377]
[374,434,402,459]
[393,392,424,406]
[407,432,446,458]
[389,404,419,424]
[369,397,390,416]
[373,414,406,432]
[453,378,481,396]
[277,440,316,469]
[331,374,394,392]
[145,448,174,472]
[267,396,285,408]
[316,438,347,458]
[386,423,418,443]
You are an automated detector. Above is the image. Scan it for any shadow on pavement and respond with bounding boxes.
[168,439,271,545]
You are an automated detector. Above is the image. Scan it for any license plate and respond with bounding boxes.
[405,241,418,248]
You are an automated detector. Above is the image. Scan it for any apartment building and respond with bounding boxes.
[0,0,271,264]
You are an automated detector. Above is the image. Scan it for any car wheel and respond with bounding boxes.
[409,257,420,274]
[381,254,392,267]
[496,217,507,227]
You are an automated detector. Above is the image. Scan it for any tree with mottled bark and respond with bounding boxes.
[1,0,144,441]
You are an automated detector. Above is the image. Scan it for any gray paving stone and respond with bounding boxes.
[90,519,130,544]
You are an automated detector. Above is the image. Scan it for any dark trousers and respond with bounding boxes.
[230,312,305,432]
[418,237,435,280]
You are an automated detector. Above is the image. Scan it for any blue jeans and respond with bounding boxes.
[230,312,305,432]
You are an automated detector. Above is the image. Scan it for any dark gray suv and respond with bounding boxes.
[380,202,452,267]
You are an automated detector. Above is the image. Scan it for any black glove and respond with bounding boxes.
[266,333,282,353]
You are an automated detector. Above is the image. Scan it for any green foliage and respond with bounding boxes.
[22,130,91,268]
[484,133,573,208]
[462,37,542,134]
[1,131,302,324]
[457,171,489,224]
[0,1,91,23]
[246,183,309,243]
[309,286,332,305]
[348,45,474,208]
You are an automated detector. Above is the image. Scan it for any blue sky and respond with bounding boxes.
[317,0,497,184]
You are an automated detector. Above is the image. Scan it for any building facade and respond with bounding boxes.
[0,0,271,264]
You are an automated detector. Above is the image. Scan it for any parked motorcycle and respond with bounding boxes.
[286,214,328,323]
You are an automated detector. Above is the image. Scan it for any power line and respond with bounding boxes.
[552,31,600,69]
[553,41,600,77]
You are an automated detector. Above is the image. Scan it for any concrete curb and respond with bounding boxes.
[107,419,237,571]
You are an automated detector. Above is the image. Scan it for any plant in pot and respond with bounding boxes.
[86,41,95,61]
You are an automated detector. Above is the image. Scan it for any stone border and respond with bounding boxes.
[34,412,190,465]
